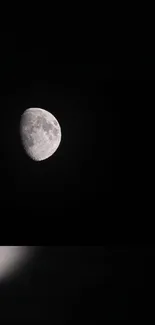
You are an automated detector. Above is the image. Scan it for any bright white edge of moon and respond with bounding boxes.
[0,246,37,284]
[20,107,61,161]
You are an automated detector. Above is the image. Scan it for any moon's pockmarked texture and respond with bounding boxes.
[20,107,61,161]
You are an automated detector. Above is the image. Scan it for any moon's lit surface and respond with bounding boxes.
[20,107,61,161]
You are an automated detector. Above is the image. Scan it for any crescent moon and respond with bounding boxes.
[20,107,61,161]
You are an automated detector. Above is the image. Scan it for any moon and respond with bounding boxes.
[20,107,61,161]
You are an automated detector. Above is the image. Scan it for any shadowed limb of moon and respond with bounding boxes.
[20,107,61,161]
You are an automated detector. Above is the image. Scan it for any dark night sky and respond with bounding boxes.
[0,38,120,235]
[1,61,120,204]
[3,33,155,322]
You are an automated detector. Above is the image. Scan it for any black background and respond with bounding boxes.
[1,32,154,322]
[0,34,120,244]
